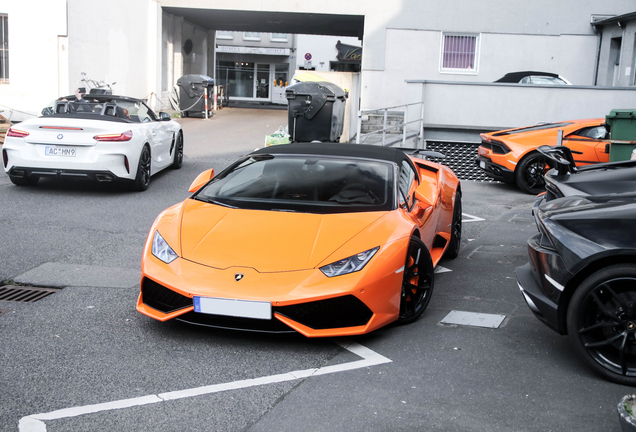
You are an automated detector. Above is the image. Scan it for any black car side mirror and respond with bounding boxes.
[159,112,171,121]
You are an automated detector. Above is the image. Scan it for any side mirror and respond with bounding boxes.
[159,112,171,121]
[188,168,215,193]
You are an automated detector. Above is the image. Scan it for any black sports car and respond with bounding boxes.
[515,146,636,385]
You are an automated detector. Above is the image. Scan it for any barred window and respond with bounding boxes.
[0,15,7,83]
[440,33,479,73]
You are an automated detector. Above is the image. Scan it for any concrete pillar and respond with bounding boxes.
[173,16,183,83]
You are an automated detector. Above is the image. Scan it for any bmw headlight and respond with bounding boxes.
[320,247,379,277]
[151,231,178,264]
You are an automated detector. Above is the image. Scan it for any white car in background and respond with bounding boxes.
[2,94,183,191]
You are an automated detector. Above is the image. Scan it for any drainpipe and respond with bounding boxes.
[591,23,602,86]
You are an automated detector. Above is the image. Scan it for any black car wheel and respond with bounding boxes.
[398,236,434,324]
[566,264,636,386]
[444,189,462,259]
[515,152,548,195]
[171,132,183,169]
[129,145,151,192]
[9,174,39,186]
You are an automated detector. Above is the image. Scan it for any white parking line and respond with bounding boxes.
[462,213,485,222]
[18,340,391,432]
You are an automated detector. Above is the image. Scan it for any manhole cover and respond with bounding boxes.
[0,285,59,302]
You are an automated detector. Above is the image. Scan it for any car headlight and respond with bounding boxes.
[320,247,379,277]
[151,231,178,264]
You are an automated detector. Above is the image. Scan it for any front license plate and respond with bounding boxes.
[45,146,76,157]
[193,296,272,320]
[479,160,486,169]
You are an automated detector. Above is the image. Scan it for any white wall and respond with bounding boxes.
[405,80,636,133]
[295,34,361,71]
[67,0,160,103]
[0,0,67,121]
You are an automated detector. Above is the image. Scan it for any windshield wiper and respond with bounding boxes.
[195,196,237,209]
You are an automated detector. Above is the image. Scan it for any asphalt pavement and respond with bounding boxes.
[0,108,632,431]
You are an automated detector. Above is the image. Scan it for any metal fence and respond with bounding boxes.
[423,140,495,182]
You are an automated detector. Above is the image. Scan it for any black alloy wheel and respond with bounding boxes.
[444,189,462,259]
[171,132,183,169]
[566,264,636,386]
[130,145,151,191]
[515,152,549,195]
[398,236,434,324]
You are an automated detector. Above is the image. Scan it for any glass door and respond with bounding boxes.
[255,64,270,100]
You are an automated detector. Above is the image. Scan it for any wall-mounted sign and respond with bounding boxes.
[336,41,362,63]
[305,53,312,61]
[217,46,291,56]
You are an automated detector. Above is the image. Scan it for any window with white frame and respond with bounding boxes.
[243,32,261,41]
[270,33,288,42]
[0,15,7,83]
[440,33,479,73]
[216,31,233,40]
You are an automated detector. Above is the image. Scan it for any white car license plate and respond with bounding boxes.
[193,296,271,320]
[479,160,486,169]
[45,146,76,157]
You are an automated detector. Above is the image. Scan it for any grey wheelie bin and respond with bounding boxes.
[286,81,347,142]
[176,74,214,117]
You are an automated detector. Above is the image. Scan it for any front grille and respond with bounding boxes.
[274,295,373,330]
[141,278,192,313]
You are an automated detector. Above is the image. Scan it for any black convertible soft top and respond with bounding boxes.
[495,71,559,83]
[251,143,414,167]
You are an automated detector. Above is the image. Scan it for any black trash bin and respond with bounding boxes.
[176,74,214,117]
[286,81,347,142]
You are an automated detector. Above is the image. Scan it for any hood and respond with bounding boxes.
[180,199,386,272]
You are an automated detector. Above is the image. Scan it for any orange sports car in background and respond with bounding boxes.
[137,143,461,337]
[476,119,609,194]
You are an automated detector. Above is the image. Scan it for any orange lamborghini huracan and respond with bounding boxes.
[137,143,461,337]
[476,119,609,194]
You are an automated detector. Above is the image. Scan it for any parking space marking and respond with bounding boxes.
[462,213,485,222]
[18,340,391,432]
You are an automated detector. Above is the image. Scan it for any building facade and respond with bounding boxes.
[0,0,635,122]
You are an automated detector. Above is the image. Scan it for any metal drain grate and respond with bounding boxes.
[0,285,59,302]
[424,141,496,182]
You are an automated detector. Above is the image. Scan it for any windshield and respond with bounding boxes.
[44,98,157,123]
[195,154,395,214]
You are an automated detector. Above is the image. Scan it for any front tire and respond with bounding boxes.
[129,145,151,192]
[444,189,462,259]
[397,236,434,324]
[566,264,636,386]
[171,132,183,169]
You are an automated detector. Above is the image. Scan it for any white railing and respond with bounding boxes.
[356,102,425,147]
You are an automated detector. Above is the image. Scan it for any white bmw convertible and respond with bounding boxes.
[2,94,183,191]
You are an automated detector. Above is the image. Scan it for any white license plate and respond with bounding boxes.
[193,296,272,320]
[479,160,486,169]
[45,146,76,157]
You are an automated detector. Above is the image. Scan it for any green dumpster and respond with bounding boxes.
[606,109,636,161]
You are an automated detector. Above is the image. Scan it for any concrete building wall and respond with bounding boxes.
[295,34,361,72]
[0,0,67,121]
[596,20,636,87]
[66,0,160,102]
